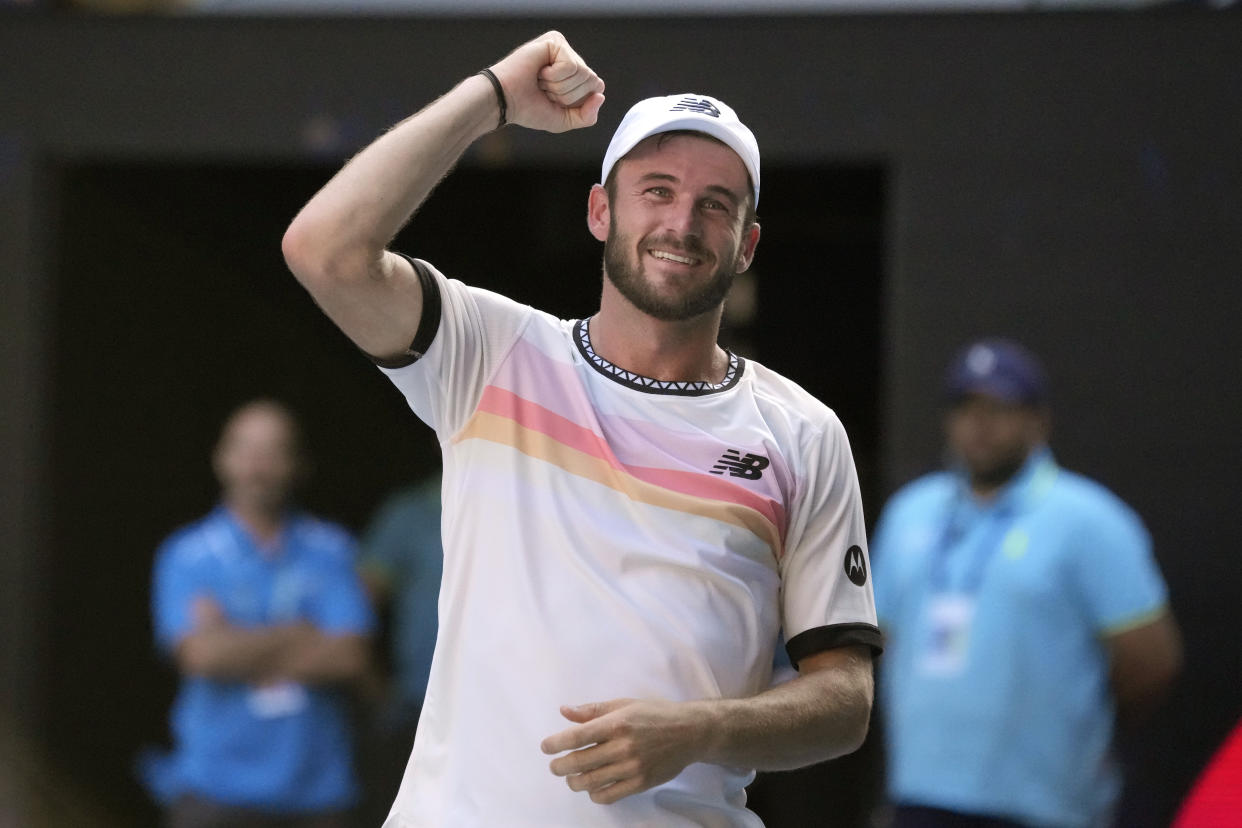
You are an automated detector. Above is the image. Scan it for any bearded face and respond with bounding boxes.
[590,133,758,323]
[602,214,745,322]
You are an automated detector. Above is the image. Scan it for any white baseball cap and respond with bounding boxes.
[599,93,761,208]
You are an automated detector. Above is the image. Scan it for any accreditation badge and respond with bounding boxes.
[247,681,310,718]
[917,593,977,677]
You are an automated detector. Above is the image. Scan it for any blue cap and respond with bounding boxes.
[945,338,1048,406]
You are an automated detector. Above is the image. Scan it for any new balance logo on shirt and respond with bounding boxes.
[710,449,770,480]
[670,97,721,118]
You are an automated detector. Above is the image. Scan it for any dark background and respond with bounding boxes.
[1,10,1240,827]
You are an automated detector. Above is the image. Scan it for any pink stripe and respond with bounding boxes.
[491,337,796,509]
[477,386,786,540]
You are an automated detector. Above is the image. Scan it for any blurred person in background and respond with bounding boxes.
[355,471,443,827]
[140,399,376,828]
[871,339,1182,828]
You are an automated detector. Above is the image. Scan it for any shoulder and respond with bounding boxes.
[1046,468,1147,537]
[420,257,553,327]
[155,513,229,570]
[743,358,846,440]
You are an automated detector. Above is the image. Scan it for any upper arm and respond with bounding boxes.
[282,226,427,363]
[307,546,378,637]
[151,540,204,655]
[780,416,882,663]
[1065,492,1180,717]
[1070,494,1168,631]
[1105,609,1182,720]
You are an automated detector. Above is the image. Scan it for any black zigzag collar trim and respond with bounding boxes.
[572,318,744,397]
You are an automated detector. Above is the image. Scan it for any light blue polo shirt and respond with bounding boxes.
[872,448,1168,827]
[143,506,376,812]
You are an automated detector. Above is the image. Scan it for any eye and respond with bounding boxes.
[644,186,672,198]
[701,198,732,215]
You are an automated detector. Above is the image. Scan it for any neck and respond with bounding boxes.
[226,498,286,545]
[592,290,728,384]
[966,451,1033,502]
[969,480,1006,502]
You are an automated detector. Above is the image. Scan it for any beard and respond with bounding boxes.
[603,221,741,322]
[963,445,1030,492]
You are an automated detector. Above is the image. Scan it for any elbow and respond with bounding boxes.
[281,216,333,289]
[281,213,374,293]
[836,696,873,758]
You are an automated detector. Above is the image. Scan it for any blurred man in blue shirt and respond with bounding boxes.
[144,399,375,828]
[872,339,1182,828]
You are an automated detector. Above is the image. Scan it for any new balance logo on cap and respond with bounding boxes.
[670,97,721,118]
[710,449,769,480]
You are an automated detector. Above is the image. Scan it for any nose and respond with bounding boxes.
[661,197,702,240]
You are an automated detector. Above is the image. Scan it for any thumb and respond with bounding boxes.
[560,92,606,131]
[560,698,630,723]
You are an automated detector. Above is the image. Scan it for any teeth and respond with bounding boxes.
[651,250,695,265]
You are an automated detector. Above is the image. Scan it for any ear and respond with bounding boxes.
[735,222,761,273]
[587,184,610,242]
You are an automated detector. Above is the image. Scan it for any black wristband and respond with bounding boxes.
[477,68,507,129]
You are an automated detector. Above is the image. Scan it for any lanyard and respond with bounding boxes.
[927,499,1018,596]
[928,453,1060,595]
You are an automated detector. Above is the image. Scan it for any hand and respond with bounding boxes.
[190,595,228,629]
[541,698,709,804]
[490,31,606,133]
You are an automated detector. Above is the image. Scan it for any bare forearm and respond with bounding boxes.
[542,646,874,803]
[284,74,497,279]
[178,624,303,682]
[180,625,369,685]
[272,632,370,685]
[699,646,873,770]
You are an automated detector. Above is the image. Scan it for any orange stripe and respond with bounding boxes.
[453,410,783,561]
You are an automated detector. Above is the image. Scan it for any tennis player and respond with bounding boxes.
[284,31,881,827]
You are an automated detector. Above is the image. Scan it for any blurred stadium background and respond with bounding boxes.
[1,2,1239,826]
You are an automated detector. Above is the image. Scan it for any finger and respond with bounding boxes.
[589,774,646,805]
[541,722,598,755]
[538,36,592,83]
[567,92,606,128]
[560,698,630,723]
[538,58,602,91]
[548,741,621,777]
[564,757,640,794]
[538,72,602,107]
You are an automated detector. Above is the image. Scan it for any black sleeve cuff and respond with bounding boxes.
[365,254,442,369]
[786,622,884,665]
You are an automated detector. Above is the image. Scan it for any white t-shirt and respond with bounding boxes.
[380,259,880,828]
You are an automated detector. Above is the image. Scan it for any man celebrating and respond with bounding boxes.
[284,32,880,827]
[871,339,1182,827]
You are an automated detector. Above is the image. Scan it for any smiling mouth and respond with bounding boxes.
[648,249,700,266]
